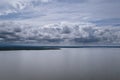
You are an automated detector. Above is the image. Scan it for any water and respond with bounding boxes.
[0,48,120,80]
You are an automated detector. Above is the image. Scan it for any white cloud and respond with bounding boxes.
[0,0,53,16]
[40,0,53,3]
[0,0,120,25]
[0,22,120,45]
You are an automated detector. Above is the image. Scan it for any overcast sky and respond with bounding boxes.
[0,0,120,45]
[0,0,120,25]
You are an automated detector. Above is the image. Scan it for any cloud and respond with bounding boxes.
[56,0,87,3]
[0,0,120,46]
[0,0,52,16]
[91,18,120,26]
[0,0,120,25]
[0,22,120,45]
[0,11,46,20]
[0,0,48,20]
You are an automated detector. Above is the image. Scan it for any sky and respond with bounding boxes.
[0,0,120,45]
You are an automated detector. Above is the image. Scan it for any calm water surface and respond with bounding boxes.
[0,48,120,80]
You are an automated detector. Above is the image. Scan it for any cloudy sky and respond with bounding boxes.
[0,0,120,24]
[0,0,120,45]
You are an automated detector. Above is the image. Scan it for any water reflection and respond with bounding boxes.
[0,48,120,80]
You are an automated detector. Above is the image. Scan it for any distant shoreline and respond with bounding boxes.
[0,45,120,51]
[0,46,60,51]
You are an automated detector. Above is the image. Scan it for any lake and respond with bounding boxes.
[0,48,120,80]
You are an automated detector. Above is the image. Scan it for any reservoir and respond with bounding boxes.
[0,48,120,80]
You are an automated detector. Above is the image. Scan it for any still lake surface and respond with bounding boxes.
[0,48,120,80]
